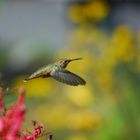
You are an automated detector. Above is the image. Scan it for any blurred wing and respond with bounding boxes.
[50,69,86,86]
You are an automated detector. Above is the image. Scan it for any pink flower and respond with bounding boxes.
[0,86,52,140]
[22,123,45,140]
[21,121,52,140]
[0,87,26,140]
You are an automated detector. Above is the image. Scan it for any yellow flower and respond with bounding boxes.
[67,111,101,131]
[96,69,113,92]
[89,27,109,45]
[68,1,109,23]
[85,1,110,21]
[65,86,93,107]
[111,25,134,62]
[70,27,89,47]
[33,104,70,130]
[68,135,87,140]
[68,4,86,23]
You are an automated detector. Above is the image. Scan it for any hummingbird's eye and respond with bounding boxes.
[64,60,68,63]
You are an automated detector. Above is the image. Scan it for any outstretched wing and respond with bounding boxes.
[50,69,86,86]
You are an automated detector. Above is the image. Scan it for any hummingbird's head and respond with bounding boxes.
[56,57,82,68]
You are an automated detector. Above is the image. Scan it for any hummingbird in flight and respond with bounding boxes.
[23,57,86,86]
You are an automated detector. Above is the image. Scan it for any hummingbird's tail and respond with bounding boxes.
[23,73,41,82]
[23,78,30,82]
[23,76,36,82]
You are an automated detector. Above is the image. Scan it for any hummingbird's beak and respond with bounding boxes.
[69,57,82,62]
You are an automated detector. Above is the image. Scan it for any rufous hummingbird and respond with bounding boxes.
[23,58,86,86]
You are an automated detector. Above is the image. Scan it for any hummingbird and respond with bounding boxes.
[23,57,86,86]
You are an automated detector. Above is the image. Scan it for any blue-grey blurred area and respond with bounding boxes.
[0,0,68,46]
[0,0,140,80]
[0,0,70,81]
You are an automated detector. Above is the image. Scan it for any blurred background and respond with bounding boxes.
[1,0,140,140]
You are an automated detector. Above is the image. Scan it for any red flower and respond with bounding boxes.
[22,123,45,140]
[21,121,52,140]
[0,87,52,140]
[0,87,26,140]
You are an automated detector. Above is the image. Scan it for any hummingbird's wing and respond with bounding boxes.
[50,69,86,86]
